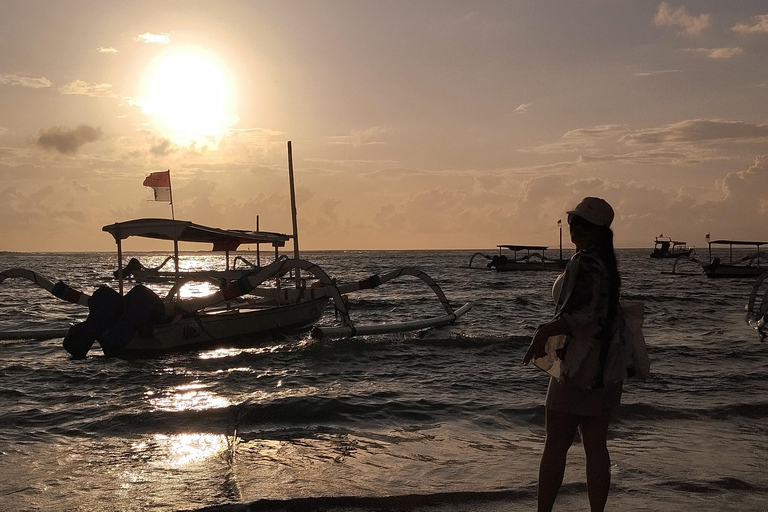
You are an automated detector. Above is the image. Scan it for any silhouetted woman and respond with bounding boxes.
[523,197,621,512]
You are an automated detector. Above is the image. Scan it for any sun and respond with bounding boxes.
[138,47,238,148]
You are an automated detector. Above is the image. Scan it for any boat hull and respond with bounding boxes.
[650,250,693,259]
[108,297,329,356]
[703,265,767,278]
[491,261,567,272]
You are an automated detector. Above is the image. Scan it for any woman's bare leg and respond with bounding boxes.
[578,411,612,512]
[537,408,580,512]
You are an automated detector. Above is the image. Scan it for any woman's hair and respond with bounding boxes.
[593,225,621,302]
[592,224,621,387]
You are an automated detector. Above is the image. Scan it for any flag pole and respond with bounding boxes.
[168,169,176,221]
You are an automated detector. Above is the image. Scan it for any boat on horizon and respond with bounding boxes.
[650,236,693,259]
[483,244,568,272]
[468,220,568,271]
[701,238,768,278]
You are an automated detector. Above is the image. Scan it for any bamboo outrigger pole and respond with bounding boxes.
[287,141,301,288]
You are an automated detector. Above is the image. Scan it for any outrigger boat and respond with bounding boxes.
[0,143,472,358]
[484,245,567,272]
[650,236,693,259]
[468,221,568,271]
[745,271,768,341]
[701,239,768,278]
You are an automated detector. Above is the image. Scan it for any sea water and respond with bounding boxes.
[0,250,766,512]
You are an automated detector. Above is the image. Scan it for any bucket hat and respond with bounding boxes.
[567,197,614,227]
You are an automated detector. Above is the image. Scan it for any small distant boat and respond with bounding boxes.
[650,236,693,259]
[702,239,768,278]
[485,245,568,272]
[468,221,568,272]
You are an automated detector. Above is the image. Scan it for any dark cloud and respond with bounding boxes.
[620,120,768,145]
[36,125,102,154]
[149,138,175,157]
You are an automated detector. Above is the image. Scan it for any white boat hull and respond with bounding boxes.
[111,297,329,356]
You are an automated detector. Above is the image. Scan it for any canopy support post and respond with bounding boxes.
[116,223,124,296]
[287,141,301,288]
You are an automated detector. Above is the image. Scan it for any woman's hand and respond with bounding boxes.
[522,317,569,366]
[522,328,549,365]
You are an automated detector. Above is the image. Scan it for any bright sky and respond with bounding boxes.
[2,0,768,251]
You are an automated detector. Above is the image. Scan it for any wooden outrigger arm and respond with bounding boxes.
[745,271,768,333]
[0,268,91,307]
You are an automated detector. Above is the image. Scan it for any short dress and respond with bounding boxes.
[545,249,622,417]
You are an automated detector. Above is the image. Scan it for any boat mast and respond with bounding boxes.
[287,141,301,287]
[256,215,261,266]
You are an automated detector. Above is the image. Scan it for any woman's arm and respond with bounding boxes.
[522,316,571,365]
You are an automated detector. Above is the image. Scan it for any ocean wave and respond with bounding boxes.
[655,476,766,494]
[185,487,537,512]
[618,401,768,421]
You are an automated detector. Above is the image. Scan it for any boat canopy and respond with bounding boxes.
[102,218,291,251]
[708,239,767,246]
[497,244,548,251]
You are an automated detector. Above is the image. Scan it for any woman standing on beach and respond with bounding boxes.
[523,197,622,512]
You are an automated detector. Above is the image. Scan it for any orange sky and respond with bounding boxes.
[2,1,768,251]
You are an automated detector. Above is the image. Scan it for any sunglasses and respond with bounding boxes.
[567,214,593,228]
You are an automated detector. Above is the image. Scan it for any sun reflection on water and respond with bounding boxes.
[131,433,233,467]
[147,382,231,412]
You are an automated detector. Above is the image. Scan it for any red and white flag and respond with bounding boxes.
[143,170,171,202]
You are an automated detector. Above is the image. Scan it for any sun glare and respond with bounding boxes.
[139,48,238,148]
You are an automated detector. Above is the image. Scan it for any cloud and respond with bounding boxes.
[620,119,768,146]
[149,138,175,157]
[693,155,768,236]
[135,32,171,44]
[720,155,768,200]
[325,126,393,147]
[732,14,768,34]
[653,2,712,37]
[685,47,744,59]
[36,125,103,154]
[577,149,689,165]
[0,73,52,88]
[98,47,118,54]
[304,157,401,168]
[514,103,532,114]
[526,125,631,154]
[58,80,119,98]
[562,125,631,141]
[633,69,684,76]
